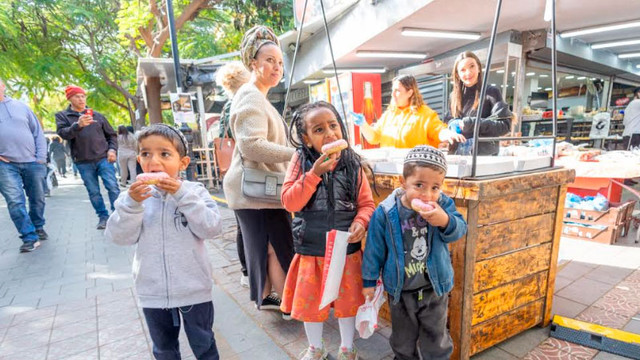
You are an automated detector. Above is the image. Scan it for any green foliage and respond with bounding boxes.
[1,0,294,130]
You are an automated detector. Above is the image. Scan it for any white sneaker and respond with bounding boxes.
[240,275,249,288]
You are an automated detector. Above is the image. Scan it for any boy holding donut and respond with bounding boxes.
[105,124,223,359]
[361,145,467,360]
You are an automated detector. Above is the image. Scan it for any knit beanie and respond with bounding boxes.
[65,85,86,100]
[240,25,280,70]
[404,145,448,173]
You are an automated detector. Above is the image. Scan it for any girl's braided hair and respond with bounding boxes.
[288,101,365,203]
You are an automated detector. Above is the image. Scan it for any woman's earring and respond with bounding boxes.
[307,143,312,148]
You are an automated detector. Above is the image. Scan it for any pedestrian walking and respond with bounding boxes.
[49,136,69,177]
[0,77,48,252]
[55,85,119,229]
[117,125,137,187]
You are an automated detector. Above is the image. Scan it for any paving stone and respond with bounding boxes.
[98,320,145,346]
[0,344,48,360]
[592,351,634,359]
[554,275,574,293]
[59,348,100,360]
[576,306,631,329]
[4,316,53,339]
[47,331,98,359]
[55,297,96,315]
[557,261,598,281]
[471,346,520,360]
[552,296,590,319]
[523,337,598,360]
[0,329,51,356]
[10,305,56,326]
[50,318,97,343]
[98,334,150,360]
[585,266,635,286]
[497,325,550,358]
[556,278,615,306]
[622,314,640,334]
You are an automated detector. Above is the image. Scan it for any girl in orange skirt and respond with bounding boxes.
[281,101,375,360]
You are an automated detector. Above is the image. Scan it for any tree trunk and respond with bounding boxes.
[134,96,147,130]
[145,76,162,124]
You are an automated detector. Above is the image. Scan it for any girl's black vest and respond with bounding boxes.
[291,162,360,256]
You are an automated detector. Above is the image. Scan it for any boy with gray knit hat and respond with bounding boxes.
[362,145,467,360]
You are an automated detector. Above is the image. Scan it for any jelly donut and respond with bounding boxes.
[136,172,170,185]
[321,139,348,155]
[411,198,434,212]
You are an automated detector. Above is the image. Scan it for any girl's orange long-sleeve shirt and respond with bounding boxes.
[281,152,375,228]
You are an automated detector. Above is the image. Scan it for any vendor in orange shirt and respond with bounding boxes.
[354,74,465,148]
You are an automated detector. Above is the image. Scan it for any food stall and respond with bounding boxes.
[360,148,575,359]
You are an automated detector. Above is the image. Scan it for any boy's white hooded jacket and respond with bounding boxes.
[105,181,222,308]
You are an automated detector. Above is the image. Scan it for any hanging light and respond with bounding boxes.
[356,50,427,59]
[543,0,553,22]
[561,20,640,38]
[401,28,481,40]
[592,38,640,50]
[322,68,387,74]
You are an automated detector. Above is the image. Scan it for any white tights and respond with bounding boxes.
[304,317,356,350]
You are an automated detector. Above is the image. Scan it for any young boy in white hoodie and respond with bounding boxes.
[105,124,222,359]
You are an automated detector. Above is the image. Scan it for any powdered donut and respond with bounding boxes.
[136,172,170,185]
[411,198,435,212]
[321,139,348,155]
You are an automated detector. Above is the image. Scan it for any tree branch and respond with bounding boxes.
[148,0,217,57]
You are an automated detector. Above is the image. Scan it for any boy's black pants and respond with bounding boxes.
[143,301,219,360]
[388,287,453,360]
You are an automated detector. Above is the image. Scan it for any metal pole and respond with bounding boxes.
[197,86,215,189]
[471,0,503,177]
[167,0,182,92]
[319,0,350,142]
[550,0,558,166]
[282,0,310,120]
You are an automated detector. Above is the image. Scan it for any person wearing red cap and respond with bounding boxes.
[55,85,119,229]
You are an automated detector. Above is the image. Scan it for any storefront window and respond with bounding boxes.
[522,67,609,114]
[486,58,518,109]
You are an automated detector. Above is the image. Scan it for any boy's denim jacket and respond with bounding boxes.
[362,188,467,304]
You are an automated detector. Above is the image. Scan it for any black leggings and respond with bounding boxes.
[234,212,247,276]
[235,208,294,306]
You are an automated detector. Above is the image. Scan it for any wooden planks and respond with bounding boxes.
[470,299,545,355]
[473,243,552,293]
[478,186,558,225]
[472,272,548,325]
[470,168,575,200]
[475,213,555,261]
[449,204,471,360]
[544,185,567,326]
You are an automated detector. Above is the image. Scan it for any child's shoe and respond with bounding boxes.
[337,346,358,360]
[299,345,327,360]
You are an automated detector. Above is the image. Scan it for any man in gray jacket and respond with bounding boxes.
[0,77,48,252]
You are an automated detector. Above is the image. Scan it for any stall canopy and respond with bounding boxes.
[284,0,640,87]
[136,56,226,114]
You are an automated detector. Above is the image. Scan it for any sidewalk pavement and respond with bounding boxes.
[1,177,639,359]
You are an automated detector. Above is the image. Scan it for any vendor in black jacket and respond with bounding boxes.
[55,85,119,229]
[446,51,512,156]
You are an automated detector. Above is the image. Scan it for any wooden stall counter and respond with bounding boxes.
[368,167,575,359]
